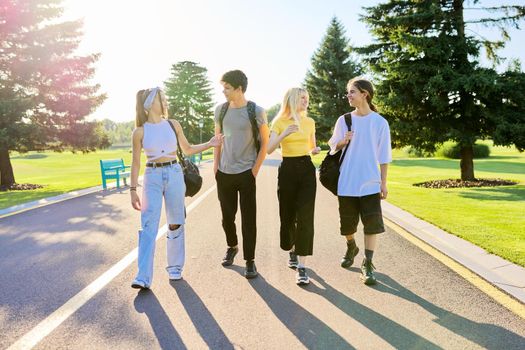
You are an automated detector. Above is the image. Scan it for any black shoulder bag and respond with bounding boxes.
[168,120,203,197]
[319,113,352,196]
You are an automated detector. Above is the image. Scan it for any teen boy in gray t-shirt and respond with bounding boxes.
[213,70,269,279]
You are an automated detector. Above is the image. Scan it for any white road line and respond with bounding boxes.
[8,185,217,350]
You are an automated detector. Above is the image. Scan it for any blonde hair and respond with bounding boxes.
[135,88,168,127]
[347,77,378,112]
[274,87,309,124]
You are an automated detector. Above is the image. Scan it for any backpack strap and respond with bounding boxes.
[247,101,260,154]
[218,102,230,134]
[219,101,260,154]
[339,113,353,165]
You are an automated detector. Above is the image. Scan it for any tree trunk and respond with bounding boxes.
[460,145,475,181]
[0,148,16,189]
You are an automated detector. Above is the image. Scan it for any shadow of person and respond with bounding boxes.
[306,270,442,349]
[134,289,186,350]
[375,274,525,350]
[228,265,355,349]
[170,279,234,350]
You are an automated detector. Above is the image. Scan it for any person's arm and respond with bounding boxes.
[310,124,321,155]
[172,120,222,156]
[252,123,269,177]
[328,117,351,154]
[267,124,299,154]
[380,163,388,200]
[130,127,143,211]
[213,122,221,174]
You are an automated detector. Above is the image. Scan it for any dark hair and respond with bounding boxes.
[347,77,378,112]
[221,70,248,93]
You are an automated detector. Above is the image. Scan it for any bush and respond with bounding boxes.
[404,146,434,158]
[437,141,491,159]
[318,142,330,151]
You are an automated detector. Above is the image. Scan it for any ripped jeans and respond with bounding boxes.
[134,163,186,286]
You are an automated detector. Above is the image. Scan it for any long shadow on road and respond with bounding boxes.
[229,265,355,349]
[305,270,442,349]
[376,274,525,350]
[170,280,234,350]
[134,290,186,350]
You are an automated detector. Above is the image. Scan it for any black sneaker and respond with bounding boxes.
[296,267,310,285]
[361,258,377,285]
[221,247,238,266]
[288,251,299,269]
[131,280,149,290]
[244,260,258,279]
[341,241,359,268]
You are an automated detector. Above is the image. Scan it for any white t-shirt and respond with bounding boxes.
[328,112,392,197]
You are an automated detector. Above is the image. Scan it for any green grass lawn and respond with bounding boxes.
[0,147,213,210]
[313,143,525,267]
[3,144,524,267]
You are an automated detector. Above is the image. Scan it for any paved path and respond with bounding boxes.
[1,154,524,349]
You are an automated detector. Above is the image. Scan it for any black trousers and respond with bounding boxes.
[277,156,316,256]
[216,169,257,261]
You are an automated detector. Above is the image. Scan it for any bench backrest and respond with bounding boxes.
[100,159,125,171]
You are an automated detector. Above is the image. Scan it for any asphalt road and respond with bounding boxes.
[1,154,524,349]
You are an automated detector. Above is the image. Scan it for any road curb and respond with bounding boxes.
[382,200,525,312]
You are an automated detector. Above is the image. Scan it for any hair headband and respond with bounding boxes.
[143,87,160,112]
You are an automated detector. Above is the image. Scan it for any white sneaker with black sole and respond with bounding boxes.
[296,267,310,285]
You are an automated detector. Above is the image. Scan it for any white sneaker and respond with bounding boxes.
[296,267,310,285]
[169,268,183,281]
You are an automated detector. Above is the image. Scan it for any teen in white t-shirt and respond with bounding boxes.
[328,77,392,285]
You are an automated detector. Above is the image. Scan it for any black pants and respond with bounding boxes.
[277,156,316,256]
[216,169,257,261]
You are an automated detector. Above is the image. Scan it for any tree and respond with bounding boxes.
[266,103,281,124]
[358,0,525,180]
[304,17,364,141]
[164,61,215,144]
[0,0,107,188]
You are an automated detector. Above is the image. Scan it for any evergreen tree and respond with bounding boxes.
[164,61,214,144]
[359,0,525,180]
[0,0,107,188]
[304,17,363,141]
[266,103,281,124]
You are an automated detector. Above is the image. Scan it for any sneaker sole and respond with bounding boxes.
[288,263,298,269]
[296,279,310,285]
[221,261,234,267]
[131,283,149,290]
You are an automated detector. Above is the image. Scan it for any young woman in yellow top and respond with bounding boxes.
[267,87,321,285]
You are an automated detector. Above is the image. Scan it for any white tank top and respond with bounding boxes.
[142,120,178,161]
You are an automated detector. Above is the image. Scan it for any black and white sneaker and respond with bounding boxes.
[296,267,310,285]
[244,260,258,279]
[222,247,238,266]
[131,279,149,290]
[288,251,299,269]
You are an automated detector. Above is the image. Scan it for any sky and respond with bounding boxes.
[61,0,525,123]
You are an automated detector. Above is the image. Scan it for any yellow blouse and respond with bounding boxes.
[271,116,316,157]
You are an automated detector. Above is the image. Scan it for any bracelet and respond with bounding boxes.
[130,186,137,191]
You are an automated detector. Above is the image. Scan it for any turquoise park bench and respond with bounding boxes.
[99,158,131,189]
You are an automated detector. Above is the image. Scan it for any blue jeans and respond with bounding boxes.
[134,163,186,287]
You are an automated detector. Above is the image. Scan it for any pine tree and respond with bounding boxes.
[164,61,215,144]
[0,0,107,188]
[359,0,525,180]
[304,17,363,141]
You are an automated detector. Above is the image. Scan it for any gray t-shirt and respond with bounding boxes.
[214,103,267,174]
